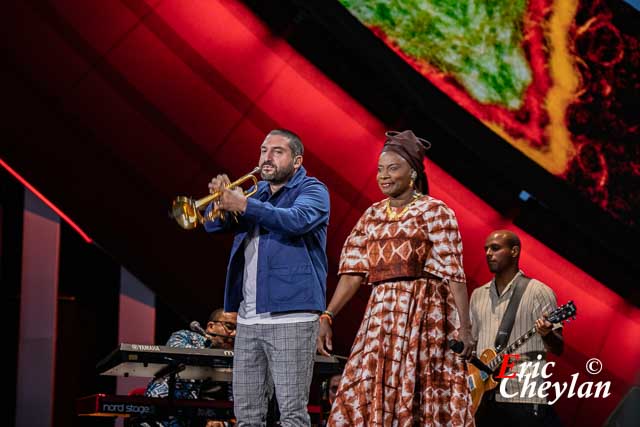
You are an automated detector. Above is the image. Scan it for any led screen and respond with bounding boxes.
[339,0,639,227]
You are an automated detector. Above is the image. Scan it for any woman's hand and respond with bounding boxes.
[316,274,363,356]
[316,317,333,356]
[458,326,474,359]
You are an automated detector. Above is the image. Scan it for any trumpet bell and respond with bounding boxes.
[170,196,200,230]
[169,166,261,230]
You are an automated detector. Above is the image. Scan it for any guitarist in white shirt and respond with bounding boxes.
[470,230,564,427]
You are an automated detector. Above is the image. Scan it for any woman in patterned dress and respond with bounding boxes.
[317,130,474,427]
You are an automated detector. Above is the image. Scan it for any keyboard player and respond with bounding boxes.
[130,309,237,427]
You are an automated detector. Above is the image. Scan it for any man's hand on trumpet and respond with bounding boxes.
[208,174,230,194]
[208,174,247,214]
[219,187,247,214]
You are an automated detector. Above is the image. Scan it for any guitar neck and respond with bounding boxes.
[487,326,537,371]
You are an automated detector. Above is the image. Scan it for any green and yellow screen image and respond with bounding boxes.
[340,0,639,227]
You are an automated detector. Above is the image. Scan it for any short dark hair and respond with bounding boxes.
[268,129,304,157]
[504,233,521,250]
[208,308,224,322]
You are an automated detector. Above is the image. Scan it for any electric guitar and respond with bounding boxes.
[467,300,577,414]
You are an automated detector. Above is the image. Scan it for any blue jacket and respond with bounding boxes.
[204,166,330,314]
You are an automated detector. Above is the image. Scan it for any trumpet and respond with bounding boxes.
[169,167,261,230]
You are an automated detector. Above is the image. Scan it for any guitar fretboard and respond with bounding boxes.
[479,301,574,374]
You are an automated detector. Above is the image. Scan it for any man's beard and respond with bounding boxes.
[260,161,295,184]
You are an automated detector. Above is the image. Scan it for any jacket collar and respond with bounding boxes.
[285,165,307,189]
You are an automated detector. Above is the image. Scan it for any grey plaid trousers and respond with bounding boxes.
[232,321,319,427]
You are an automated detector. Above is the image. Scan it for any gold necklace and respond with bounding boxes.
[386,193,420,221]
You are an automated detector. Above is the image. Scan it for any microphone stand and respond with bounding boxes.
[153,357,186,418]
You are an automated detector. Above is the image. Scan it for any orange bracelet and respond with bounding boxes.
[319,313,333,325]
[322,310,335,319]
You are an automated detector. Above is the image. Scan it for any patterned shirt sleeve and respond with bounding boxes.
[338,208,370,277]
[166,330,207,348]
[423,202,466,283]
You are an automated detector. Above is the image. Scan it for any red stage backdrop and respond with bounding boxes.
[6,1,639,426]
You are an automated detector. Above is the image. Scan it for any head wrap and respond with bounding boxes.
[381,130,432,194]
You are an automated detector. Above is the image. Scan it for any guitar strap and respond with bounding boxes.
[494,274,531,352]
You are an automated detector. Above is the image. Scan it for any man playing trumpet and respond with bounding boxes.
[205,129,330,427]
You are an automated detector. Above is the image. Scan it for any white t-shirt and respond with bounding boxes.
[237,226,318,325]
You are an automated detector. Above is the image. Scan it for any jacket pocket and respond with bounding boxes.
[269,264,313,303]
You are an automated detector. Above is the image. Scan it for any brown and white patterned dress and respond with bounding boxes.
[328,195,474,427]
